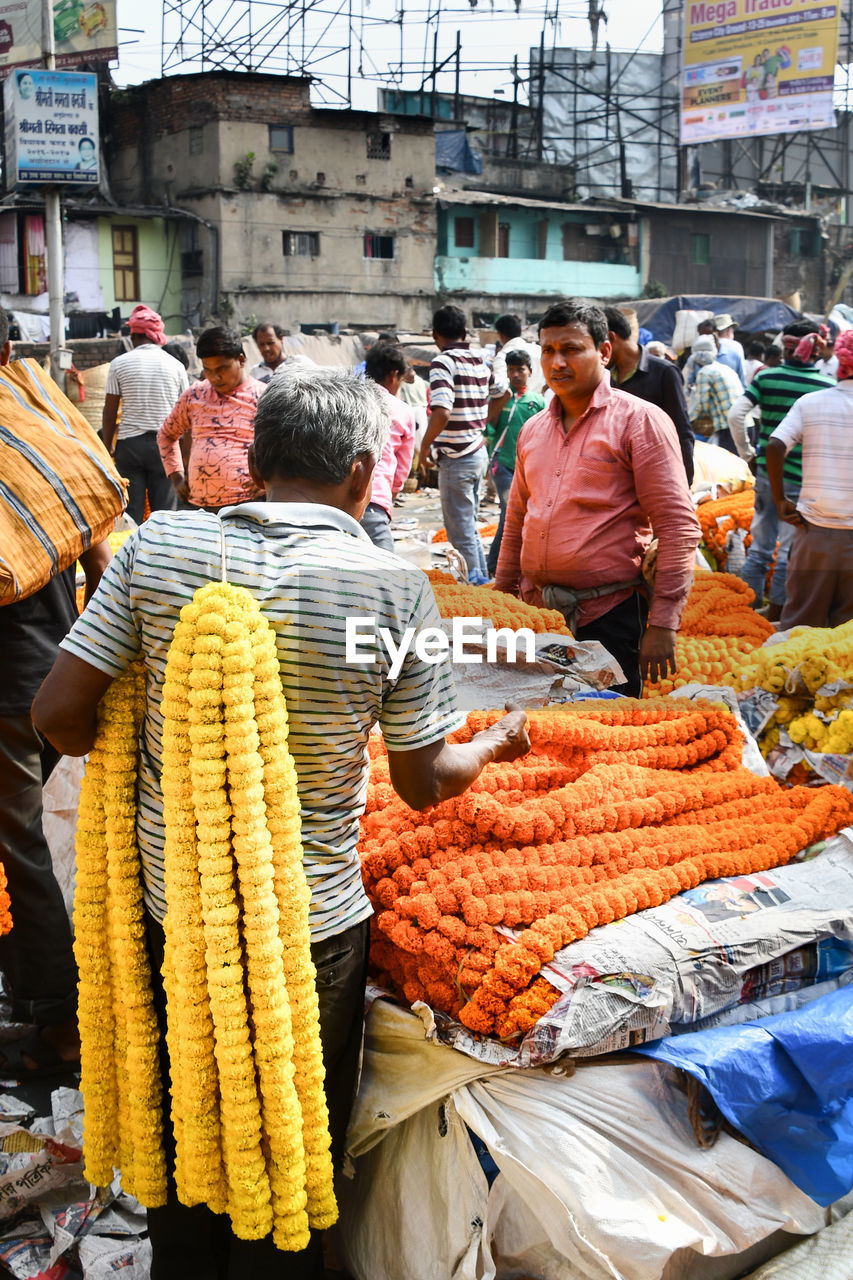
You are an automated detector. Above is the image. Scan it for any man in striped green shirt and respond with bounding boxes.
[33,369,528,1280]
[727,322,835,618]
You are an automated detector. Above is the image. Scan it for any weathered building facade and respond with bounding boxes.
[107,72,437,331]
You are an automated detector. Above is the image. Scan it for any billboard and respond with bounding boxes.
[0,0,117,73]
[4,68,98,188]
[680,0,841,144]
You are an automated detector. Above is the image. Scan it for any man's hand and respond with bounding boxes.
[475,702,530,763]
[748,456,757,476]
[639,625,677,686]
[776,498,805,528]
[418,448,435,481]
[169,471,189,501]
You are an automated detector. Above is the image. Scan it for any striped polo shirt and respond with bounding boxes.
[61,503,463,941]
[746,364,836,486]
[105,344,189,440]
[429,343,493,457]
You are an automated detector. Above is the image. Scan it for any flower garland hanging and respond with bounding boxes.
[74,663,167,1203]
[75,582,336,1250]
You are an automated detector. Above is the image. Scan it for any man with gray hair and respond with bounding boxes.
[32,367,528,1280]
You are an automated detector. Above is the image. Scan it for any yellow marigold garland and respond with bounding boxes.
[74,664,167,1204]
[163,580,336,1244]
[76,581,335,1250]
[161,601,228,1212]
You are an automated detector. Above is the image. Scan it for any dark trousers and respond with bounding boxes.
[780,522,853,631]
[146,915,370,1280]
[114,432,177,525]
[0,715,77,1025]
[576,591,650,698]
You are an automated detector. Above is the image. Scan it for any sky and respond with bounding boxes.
[114,0,666,110]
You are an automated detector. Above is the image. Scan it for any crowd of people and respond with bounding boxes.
[3,291,853,1278]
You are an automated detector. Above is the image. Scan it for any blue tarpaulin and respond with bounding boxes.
[631,295,809,345]
[435,130,483,176]
[634,986,853,1205]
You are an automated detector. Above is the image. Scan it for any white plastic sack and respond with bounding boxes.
[41,755,84,920]
[673,310,714,354]
[741,1210,853,1279]
[340,1002,840,1280]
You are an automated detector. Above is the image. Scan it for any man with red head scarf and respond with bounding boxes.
[765,329,853,628]
[101,305,189,523]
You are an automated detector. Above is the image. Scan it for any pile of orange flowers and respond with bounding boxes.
[645,573,773,695]
[360,699,853,1041]
[429,582,572,635]
[433,522,498,544]
[696,491,754,569]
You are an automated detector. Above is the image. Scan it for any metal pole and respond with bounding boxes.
[42,0,65,384]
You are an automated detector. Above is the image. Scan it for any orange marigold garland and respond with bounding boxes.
[0,858,11,937]
[360,699,853,1041]
[696,491,754,569]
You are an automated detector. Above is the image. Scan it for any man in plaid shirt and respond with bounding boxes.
[690,335,742,454]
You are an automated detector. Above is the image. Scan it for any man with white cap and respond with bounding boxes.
[713,313,746,386]
[101,305,189,523]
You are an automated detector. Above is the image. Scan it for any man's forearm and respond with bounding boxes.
[422,408,451,454]
[101,395,120,453]
[727,394,757,461]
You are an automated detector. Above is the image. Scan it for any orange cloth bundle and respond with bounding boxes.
[0,359,126,602]
[360,699,853,1041]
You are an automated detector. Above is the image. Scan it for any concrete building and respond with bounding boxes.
[107,71,438,331]
[0,202,181,341]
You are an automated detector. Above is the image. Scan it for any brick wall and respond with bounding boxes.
[110,72,314,146]
[108,72,434,147]
[13,338,124,370]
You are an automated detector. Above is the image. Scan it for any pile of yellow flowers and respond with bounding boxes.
[736,618,853,756]
[75,581,336,1249]
[644,573,771,696]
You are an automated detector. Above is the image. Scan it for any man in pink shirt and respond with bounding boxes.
[494,298,700,695]
[157,326,265,511]
[360,342,416,552]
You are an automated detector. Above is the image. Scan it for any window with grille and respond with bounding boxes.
[112,226,139,301]
[282,231,320,257]
[188,126,203,156]
[269,125,294,153]
[691,233,710,266]
[363,233,395,259]
[366,130,391,160]
[454,217,475,249]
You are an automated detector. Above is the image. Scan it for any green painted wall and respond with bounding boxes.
[97,216,182,328]
[435,253,641,297]
[437,206,641,296]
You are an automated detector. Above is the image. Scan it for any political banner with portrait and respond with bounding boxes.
[681,0,841,144]
[4,69,99,189]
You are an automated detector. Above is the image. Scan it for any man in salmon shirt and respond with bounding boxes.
[494,297,700,696]
[157,326,265,512]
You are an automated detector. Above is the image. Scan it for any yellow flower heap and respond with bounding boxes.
[74,581,336,1249]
